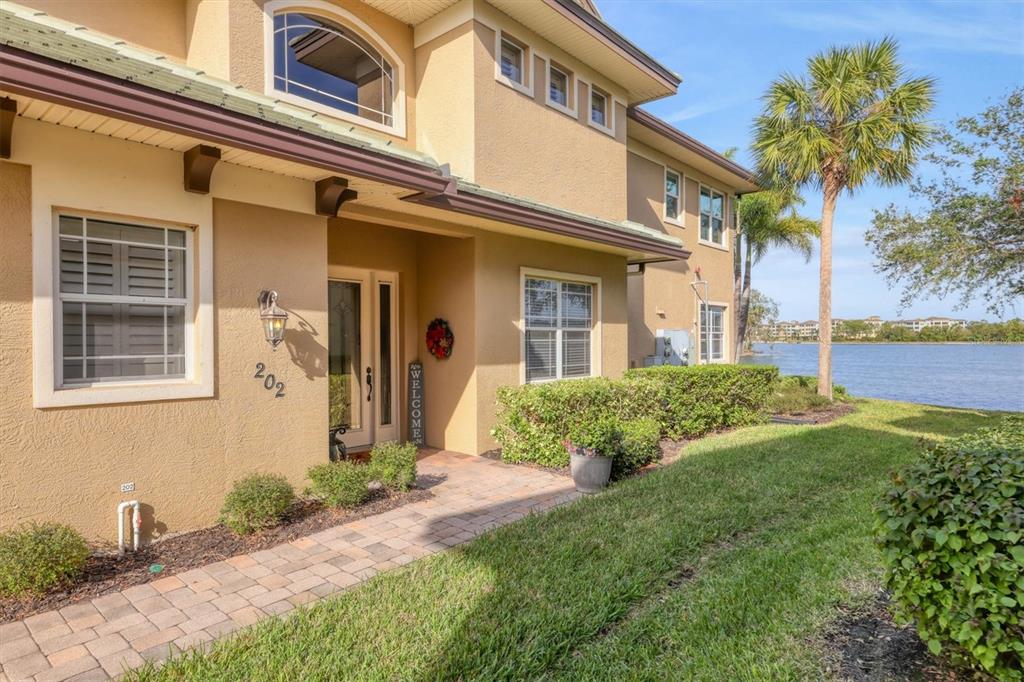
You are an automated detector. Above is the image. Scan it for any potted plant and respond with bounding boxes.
[564,416,621,493]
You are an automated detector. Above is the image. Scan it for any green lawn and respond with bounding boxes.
[133,399,999,681]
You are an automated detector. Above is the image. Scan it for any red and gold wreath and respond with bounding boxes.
[425,318,454,360]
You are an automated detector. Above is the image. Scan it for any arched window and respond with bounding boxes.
[272,12,395,128]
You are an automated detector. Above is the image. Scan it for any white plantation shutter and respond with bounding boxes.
[524,277,593,382]
[57,215,189,384]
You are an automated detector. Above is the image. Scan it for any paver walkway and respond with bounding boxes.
[0,452,578,681]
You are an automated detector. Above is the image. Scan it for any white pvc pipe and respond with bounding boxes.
[117,500,141,557]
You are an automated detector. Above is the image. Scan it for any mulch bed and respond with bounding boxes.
[773,401,858,425]
[1,487,432,624]
[821,592,972,681]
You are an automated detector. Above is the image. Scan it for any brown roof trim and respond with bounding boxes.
[544,0,679,92]
[627,106,759,188]
[0,46,453,195]
[404,191,690,260]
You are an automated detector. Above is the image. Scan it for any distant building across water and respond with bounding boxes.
[759,316,973,341]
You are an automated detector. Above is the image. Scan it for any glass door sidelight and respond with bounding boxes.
[328,269,398,451]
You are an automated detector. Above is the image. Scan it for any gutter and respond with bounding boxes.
[405,188,690,260]
[544,0,680,92]
[627,106,760,190]
[0,46,453,195]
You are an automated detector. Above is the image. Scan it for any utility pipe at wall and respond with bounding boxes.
[117,500,141,557]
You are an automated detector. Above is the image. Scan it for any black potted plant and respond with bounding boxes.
[564,416,621,493]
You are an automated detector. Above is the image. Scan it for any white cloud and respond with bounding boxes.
[663,95,747,122]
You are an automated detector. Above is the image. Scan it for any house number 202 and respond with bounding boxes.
[254,363,285,398]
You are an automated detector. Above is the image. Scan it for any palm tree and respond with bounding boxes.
[751,37,935,398]
[734,187,819,359]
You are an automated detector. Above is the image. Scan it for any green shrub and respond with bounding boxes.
[493,366,778,468]
[493,376,662,467]
[626,365,779,438]
[568,413,624,458]
[777,374,848,400]
[875,416,1024,678]
[616,417,662,479]
[219,474,295,535]
[0,522,90,597]
[369,441,418,491]
[307,461,372,508]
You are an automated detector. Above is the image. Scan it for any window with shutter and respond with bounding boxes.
[524,276,594,382]
[57,214,190,386]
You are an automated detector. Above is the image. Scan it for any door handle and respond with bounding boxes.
[366,366,372,402]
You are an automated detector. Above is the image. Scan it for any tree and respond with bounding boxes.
[751,37,935,398]
[733,186,818,358]
[867,88,1024,315]
[744,289,780,347]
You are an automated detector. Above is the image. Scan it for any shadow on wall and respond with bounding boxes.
[283,306,327,380]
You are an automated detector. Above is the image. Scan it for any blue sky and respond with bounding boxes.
[598,0,1024,322]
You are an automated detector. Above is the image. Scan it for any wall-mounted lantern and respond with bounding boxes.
[258,290,289,350]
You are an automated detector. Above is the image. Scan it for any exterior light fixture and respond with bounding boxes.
[258,289,288,350]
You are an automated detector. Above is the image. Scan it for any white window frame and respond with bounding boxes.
[545,60,576,117]
[699,184,728,249]
[664,168,682,225]
[699,302,728,364]
[519,268,602,384]
[262,0,408,137]
[587,84,613,135]
[35,208,213,409]
[494,30,533,97]
[54,213,194,389]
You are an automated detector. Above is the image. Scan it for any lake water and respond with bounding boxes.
[742,343,1024,412]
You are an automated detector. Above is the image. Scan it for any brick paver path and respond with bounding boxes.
[0,452,578,681]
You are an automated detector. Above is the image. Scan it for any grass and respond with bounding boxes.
[132,399,1001,681]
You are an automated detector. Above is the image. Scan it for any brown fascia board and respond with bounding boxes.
[544,0,680,93]
[0,46,452,195]
[405,191,691,260]
[627,106,760,191]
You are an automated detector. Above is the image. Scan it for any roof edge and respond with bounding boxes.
[627,106,760,190]
[544,0,680,93]
[404,187,690,260]
[0,46,452,194]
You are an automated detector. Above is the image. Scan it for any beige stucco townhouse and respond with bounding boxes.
[0,0,758,542]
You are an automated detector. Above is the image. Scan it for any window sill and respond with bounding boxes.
[495,75,534,98]
[35,380,214,409]
[664,217,684,228]
[587,118,615,137]
[269,88,406,139]
[545,99,577,119]
[698,239,730,252]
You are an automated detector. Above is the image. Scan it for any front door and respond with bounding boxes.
[328,268,399,452]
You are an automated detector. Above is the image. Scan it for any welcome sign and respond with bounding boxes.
[408,362,425,446]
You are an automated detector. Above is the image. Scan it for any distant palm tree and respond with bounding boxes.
[734,187,819,359]
[751,37,935,398]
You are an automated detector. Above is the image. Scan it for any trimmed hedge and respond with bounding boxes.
[369,441,418,492]
[219,474,295,535]
[307,461,371,509]
[0,522,90,597]
[493,364,778,467]
[876,416,1024,679]
[627,365,779,438]
[616,417,661,479]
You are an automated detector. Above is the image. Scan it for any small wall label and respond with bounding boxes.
[408,362,425,446]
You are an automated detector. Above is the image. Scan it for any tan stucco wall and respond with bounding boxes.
[471,16,628,222]
[625,148,737,366]
[0,158,328,542]
[20,0,188,60]
[474,231,628,453]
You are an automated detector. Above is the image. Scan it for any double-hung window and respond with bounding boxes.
[524,277,593,382]
[57,214,190,386]
[665,169,681,222]
[699,186,725,245]
[500,37,525,85]
[590,86,609,128]
[549,64,570,108]
[699,303,725,362]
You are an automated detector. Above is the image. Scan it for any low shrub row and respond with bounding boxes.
[493,364,779,468]
[0,522,90,597]
[876,415,1024,679]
